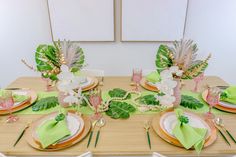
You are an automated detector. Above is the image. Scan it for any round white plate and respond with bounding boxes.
[0,91,29,110]
[218,101,236,109]
[35,113,84,144]
[160,112,211,138]
[80,77,94,89]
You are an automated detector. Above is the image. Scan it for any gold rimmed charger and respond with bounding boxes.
[202,90,236,113]
[140,78,159,92]
[152,109,217,148]
[0,89,37,115]
[25,111,91,151]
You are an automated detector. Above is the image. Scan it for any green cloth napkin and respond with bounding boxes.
[0,90,29,102]
[36,113,71,148]
[145,71,161,83]
[220,86,236,104]
[172,109,207,154]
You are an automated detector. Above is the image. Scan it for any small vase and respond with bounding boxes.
[173,79,182,108]
[58,91,70,108]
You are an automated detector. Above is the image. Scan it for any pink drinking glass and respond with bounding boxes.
[89,90,102,120]
[0,91,19,123]
[204,87,221,119]
[41,77,53,91]
[192,73,204,93]
[132,68,142,91]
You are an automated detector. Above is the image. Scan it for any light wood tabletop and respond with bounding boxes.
[1,76,236,156]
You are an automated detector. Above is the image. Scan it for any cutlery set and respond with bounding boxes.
[87,117,106,148]
[213,117,236,146]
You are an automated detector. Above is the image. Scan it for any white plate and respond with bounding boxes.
[80,77,94,89]
[160,112,210,138]
[35,113,84,144]
[218,101,236,109]
[0,91,29,110]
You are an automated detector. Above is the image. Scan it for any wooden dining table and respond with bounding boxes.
[1,76,236,157]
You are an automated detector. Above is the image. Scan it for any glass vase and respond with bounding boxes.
[58,91,70,108]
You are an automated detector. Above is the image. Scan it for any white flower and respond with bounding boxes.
[63,94,79,104]
[169,66,183,77]
[57,65,81,93]
[155,79,177,95]
[160,69,173,79]
[156,94,175,107]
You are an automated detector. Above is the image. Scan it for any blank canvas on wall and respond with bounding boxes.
[121,0,188,41]
[48,0,114,41]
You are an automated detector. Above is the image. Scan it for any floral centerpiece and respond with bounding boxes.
[154,39,211,108]
[22,40,85,83]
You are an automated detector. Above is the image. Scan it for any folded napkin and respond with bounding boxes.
[145,71,161,83]
[36,112,71,148]
[172,109,207,153]
[0,90,29,102]
[220,86,236,104]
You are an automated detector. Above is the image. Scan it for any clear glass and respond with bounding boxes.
[192,73,204,93]
[0,91,19,123]
[89,90,102,120]
[132,68,142,91]
[204,87,221,119]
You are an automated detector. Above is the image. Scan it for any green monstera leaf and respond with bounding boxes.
[155,45,174,72]
[180,95,204,110]
[139,94,160,105]
[108,88,131,99]
[32,96,59,111]
[106,101,136,119]
[35,44,61,80]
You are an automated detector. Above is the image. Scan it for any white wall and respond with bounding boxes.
[0,0,52,87]
[0,0,236,87]
[184,0,236,85]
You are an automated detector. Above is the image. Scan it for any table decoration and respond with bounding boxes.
[22,40,86,90]
[132,68,143,91]
[0,89,37,115]
[89,89,103,120]
[32,96,58,111]
[192,73,204,92]
[172,109,207,153]
[204,87,221,119]
[180,95,204,110]
[215,117,236,144]
[87,120,98,148]
[148,39,211,108]
[13,123,30,147]
[94,117,106,147]
[108,88,131,99]
[145,71,161,83]
[26,111,91,151]
[144,121,152,149]
[0,90,19,122]
[212,119,231,146]
[202,89,236,113]
[220,86,236,104]
[152,109,217,150]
